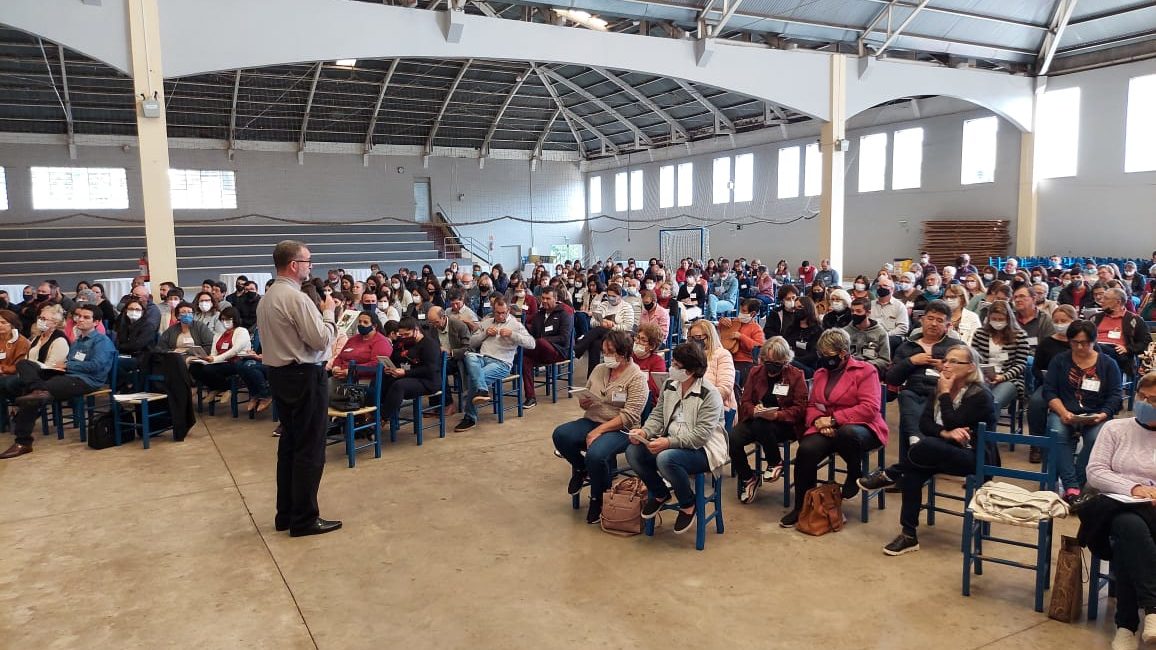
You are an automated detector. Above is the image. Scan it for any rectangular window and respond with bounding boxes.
[588,176,602,213]
[168,169,237,209]
[1036,87,1080,179]
[857,133,887,193]
[1125,74,1156,173]
[712,156,731,204]
[776,146,800,199]
[733,153,754,202]
[803,143,821,197]
[629,169,643,210]
[614,171,628,212]
[31,167,129,210]
[659,165,675,208]
[676,162,693,207]
[891,127,924,190]
[0,167,7,210]
[961,116,999,184]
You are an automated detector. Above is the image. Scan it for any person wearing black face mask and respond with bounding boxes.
[729,337,808,504]
[843,297,891,376]
[1058,273,1095,310]
[779,329,889,529]
[0,291,9,312]
[378,317,443,436]
[638,289,670,343]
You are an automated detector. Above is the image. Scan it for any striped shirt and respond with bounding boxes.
[971,327,1030,389]
[255,276,337,367]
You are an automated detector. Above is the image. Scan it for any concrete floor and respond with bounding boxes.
[0,386,1121,650]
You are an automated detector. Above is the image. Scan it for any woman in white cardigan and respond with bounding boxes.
[944,284,980,345]
[188,306,271,413]
[628,342,730,535]
[686,318,738,412]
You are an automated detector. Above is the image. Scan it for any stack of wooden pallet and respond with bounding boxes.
[922,219,1010,270]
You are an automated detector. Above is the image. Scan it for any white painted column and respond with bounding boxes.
[127,0,179,285]
[819,54,847,274]
[1015,131,1037,257]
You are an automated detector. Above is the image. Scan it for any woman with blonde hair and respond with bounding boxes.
[943,283,980,344]
[962,272,987,313]
[685,318,737,412]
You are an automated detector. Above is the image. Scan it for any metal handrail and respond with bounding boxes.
[444,235,490,266]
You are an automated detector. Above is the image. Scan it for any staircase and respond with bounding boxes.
[0,221,466,290]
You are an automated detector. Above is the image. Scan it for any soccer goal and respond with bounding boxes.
[659,227,709,264]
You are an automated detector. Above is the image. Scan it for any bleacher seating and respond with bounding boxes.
[0,221,467,290]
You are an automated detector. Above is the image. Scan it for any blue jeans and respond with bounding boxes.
[1027,387,1047,437]
[897,390,928,464]
[462,352,511,419]
[707,295,734,320]
[989,381,1017,413]
[1047,412,1105,489]
[552,419,629,497]
[627,444,710,509]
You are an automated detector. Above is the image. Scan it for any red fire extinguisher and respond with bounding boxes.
[139,251,150,281]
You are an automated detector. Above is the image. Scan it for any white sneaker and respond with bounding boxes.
[1112,627,1137,650]
[1143,613,1156,644]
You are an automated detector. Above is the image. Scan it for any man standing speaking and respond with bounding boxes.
[257,240,342,537]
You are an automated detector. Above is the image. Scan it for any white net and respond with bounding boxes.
[659,228,708,264]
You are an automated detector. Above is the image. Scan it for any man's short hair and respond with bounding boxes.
[925,299,952,320]
[851,296,871,310]
[72,303,99,319]
[398,317,419,331]
[489,295,508,308]
[273,240,306,270]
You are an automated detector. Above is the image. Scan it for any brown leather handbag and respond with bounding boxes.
[600,477,649,536]
[797,484,845,536]
[1047,535,1085,622]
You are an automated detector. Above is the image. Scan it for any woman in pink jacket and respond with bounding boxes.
[780,328,889,529]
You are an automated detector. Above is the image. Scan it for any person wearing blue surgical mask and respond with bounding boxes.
[1085,372,1156,649]
[158,302,214,354]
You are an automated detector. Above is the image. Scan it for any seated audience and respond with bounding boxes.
[1084,372,1156,649]
[781,328,889,528]
[639,289,669,343]
[575,283,635,374]
[821,289,853,330]
[0,310,31,400]
[886,300,964,464]
[1,304,116,460]
[188,306,271,414]
[707,266,739,320]
[552,330,648,524]
[159,302,215,353]
[944,283,980,345]
[454,296,535,432]
[858,345,996,555]
[1026,305,1077,462]
[1044,319,1123,501]
[627,342,730,535]
[1011,285,1054,346]
[330,310,392,386]
[1092,287,1152,377]
[676,268,707,322]
[446,289,481,333]
[193,291,226,335]
[870,277,910,353]
[729,337,807,504]
[686,319,737,414]
[379,317,444,426]
[844,297,891,375]
[632,323,667,408]
[521,288,574,409]
[971,299,1029,415]
[716,299,766,386]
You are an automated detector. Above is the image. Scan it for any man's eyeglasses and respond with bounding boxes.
[293,259,313,267]
[1070,339,1094,347]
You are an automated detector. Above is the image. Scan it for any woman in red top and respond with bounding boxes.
[332,312,393,383]
[780,328,889,528]
[632,323,667,408]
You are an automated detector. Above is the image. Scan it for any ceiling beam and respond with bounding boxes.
[296,62,322,163]
[589,66,689,141]
[364,58,400,156]
[711,0,747,37]
[227,69,240,157]
[426,58,472,155]
[533,107,562,160]
[858,0,898,56]
[540,68,652,147]
[1068,1,1151,27]
[674,78,734,132]
[469,0,499,17]
[533,63,617,155]
[874,0,931,57]
[55,43,76,158]
[859,0,1048,31]
[1037,0,1080,76]
[480,67,530,156]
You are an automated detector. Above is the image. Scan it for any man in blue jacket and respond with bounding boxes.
[707,266,740,320]
[1,304,116,459]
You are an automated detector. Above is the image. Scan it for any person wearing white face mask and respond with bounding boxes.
[552,330,647,525]
[1084,372,1156,650]
[187,306,270,413]
[192,291,226,336]
[942,284,980,345]
[971,300,1030,417]
[821,289,854,330]
[913,273,945,312]
[1026,305,1077,464]
[717,299,766,386]
[574,284,635,376]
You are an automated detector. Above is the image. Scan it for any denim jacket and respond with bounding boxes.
[65,331,117,389]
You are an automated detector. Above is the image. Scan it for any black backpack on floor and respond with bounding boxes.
[88,411,135,450]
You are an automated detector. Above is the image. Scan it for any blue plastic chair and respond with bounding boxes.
[542,329,576,404]
[328,361,383,468]
[643,472,725,551]
[490,347,524,423]
[40,360,118,442]
[390,352,449,445]
[1087,554,1116,621]
[961,422,1060,612]
[196,374,250,419]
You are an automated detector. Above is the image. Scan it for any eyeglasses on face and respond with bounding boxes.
[292,259,313,267]
[943,359,972,366]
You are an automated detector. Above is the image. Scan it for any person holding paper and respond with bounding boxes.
[158,302,214,354]
[1044,319,1124,502]
[971,300,1030,416]
[378,317,442,429]
[187,306,271,413]
[552,330,647,524]
[729,337,807,504]
[1085,371,1156,649]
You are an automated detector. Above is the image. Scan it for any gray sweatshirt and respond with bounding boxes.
[1086,417,1156,496]
[468,314,536,366]
[844,320,891,374]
